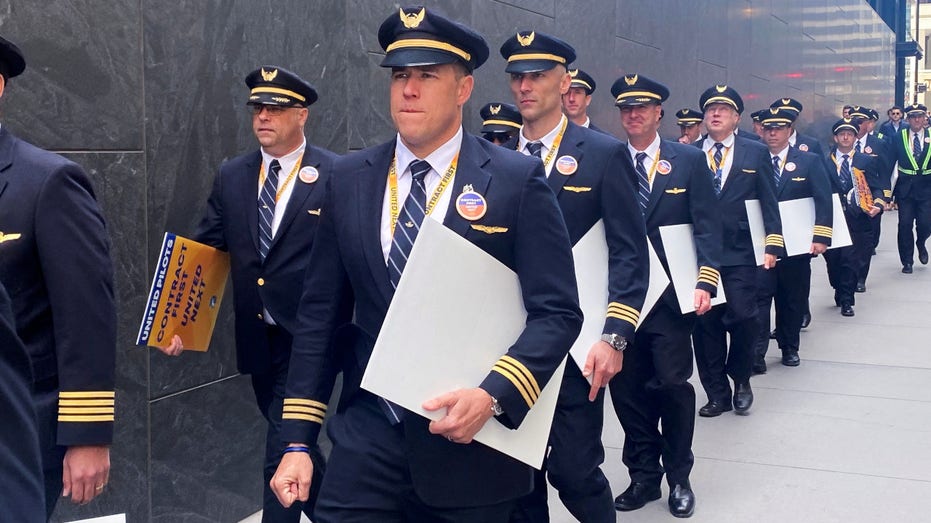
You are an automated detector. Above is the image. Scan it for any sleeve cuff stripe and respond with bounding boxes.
[697,277,718,286]
[58,415,114,423]
[59,399,114,407]
[494,360,539,402]
[59,391,114,399]
[282,413,324,424]
[491,366,535,409]
[499,355,541,396]
[60,407,114,415]
[607,302,640,315]
[284,398,327,409]
[606,312,638,326]
[283,406,326,416]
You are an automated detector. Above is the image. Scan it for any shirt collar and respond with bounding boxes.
[581,116,591,128]
[788,130,798,145]
[261,137,306,166]
[394,126,463,178]
[702,132,735,151]
[627,133,661,161]
[519,114,567,153]
[773,145,790,163]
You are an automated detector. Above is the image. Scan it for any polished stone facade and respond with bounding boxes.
[0,1,892,521]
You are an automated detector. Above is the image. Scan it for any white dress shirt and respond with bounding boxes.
[702,133,736,186]
[627,133,662,190]
[518,115,567,177]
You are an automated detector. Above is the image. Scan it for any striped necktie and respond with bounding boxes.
[839,154,853,192]
[258,159,280,260]
[381,159,431,424]
[914,132,922,158]
[712,142,724,195]
[855,139,861,153]
[527,141,543,158]
[772,155,782,186]
[635,152,650,213]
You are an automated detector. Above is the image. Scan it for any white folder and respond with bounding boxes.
[658,224,727,314]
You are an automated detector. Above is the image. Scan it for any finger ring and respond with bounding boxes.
[95,484,105,491]
[447,436,454,442]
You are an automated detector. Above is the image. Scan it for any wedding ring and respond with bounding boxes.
[95,484,105,491]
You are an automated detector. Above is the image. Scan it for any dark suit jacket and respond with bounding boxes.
[775,147,833,247]
[0,127,116,447]
[281,132,582,507]
[587,121,608,135]
[697,135,784,266]
[195,144,350,374]
[794,132,824,157]
[889,128,931,201]
[825,149,886,213]
[637,139,722,308]
[0,282,45,521]
[507,121,648,340]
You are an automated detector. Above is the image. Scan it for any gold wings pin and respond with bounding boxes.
[471,224,508,234]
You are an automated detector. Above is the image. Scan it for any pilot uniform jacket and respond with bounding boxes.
[0,126,116,447]
[507,121,648,340]
[0,282,45,521]
[863,133,893,199]
[281,132,582,508]
[825,149,886,209]
[793,132,825,157]
[195,145,344,375]
[891,128,931,201]
[775,147,833,246]
[698,135,785,266]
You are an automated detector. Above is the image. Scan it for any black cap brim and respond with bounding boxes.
[381,48,461,69]
[505,59,560,74]
[482,123,520,133]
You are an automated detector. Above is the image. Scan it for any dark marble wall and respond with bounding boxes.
[0,1,892,521]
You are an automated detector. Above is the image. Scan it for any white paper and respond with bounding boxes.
[829,194,853,249]
[66,516,126,523]
[658,224,727,314]
[362,219,564,469]
[778,197,818,256]
[567,221,669,384]
[744,199,766,265]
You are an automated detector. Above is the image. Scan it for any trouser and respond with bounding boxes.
[511,361,614,523]
[824,211,874,306]
[860,213,883,282]
[315,393,515,522]
[35,384,66,520]
[609,297,696,489]
[755,255,811,358]
[693,265,758,402]
[896,194,931,265]
[250,325,325,523]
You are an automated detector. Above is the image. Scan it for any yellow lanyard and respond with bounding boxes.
[518,118,568,173]
[707,145,731,174]
[258,154,304,203]
[831,151,853,172]
[772,154,786,174]
[387,154,459,235]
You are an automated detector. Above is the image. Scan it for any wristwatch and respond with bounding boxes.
[601,333,628,352]
[490,396,504,417]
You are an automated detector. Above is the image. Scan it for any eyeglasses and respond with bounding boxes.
[891,112,902,116]
[249,104,296,116]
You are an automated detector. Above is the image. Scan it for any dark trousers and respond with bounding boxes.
[896,195,931,265]
[824,211,875,306]
[315,392,515,522]
[754,255,811,358]
[861,213,883,282]
[511,361,614,523]
[609,298,696,488]
[35,384,66,520]
[251,325,325,523]
[693,265,758,402]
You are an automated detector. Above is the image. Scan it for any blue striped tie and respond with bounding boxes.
[855,139,861,153]
[258,159,280,260]
[712,143,724,195]
[772,155,781,186]
[380,159,431,424]
[527,141,543,158]
[839,154,853,192]
[914,132,922,158]
[635,152,650,213]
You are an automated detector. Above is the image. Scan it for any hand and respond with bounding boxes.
[678,135,690,144]
[694,289,712,315]
[270,449,313,508]
[423,388,495,444]
[763,253,778,269]
[810,242,828,256]
[156,335,184,356]
[868,205,881,217]
[582,340,623,401]
[62,445,110,505]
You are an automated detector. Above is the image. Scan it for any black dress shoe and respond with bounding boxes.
[668,483,695,518]
[841,304,854,317]
[919,245,929,265]
[856,281,866,293]
[614,482,661,511]
[733,382,753,414]
[698,399,732,417]
[781,349,800,366]
[800,313,811,328]
[903,264,913,274]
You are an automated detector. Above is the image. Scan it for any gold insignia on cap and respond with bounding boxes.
[769,107,779,115]
[679,109,687,115]
[782,98,792,105]
[517,31,535,47]
[715,84,728,93]
[261,68,278,82]
[569,69,578,77]
[490,104,501,115]
[272,96,290,103]
[624,74,638,86]
[400,7,426,29]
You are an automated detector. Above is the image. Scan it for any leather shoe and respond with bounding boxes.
[841,304,854,317]
[903,264,913,274]
[698,399,732,417]
[733,382,753,414]
[856,281,866,293]
[751,356,767,375]
[668,483,695,518]
[800,313,811,328]
[781,349,800,366]
[614,482,661,511]
[919,244,929,265]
